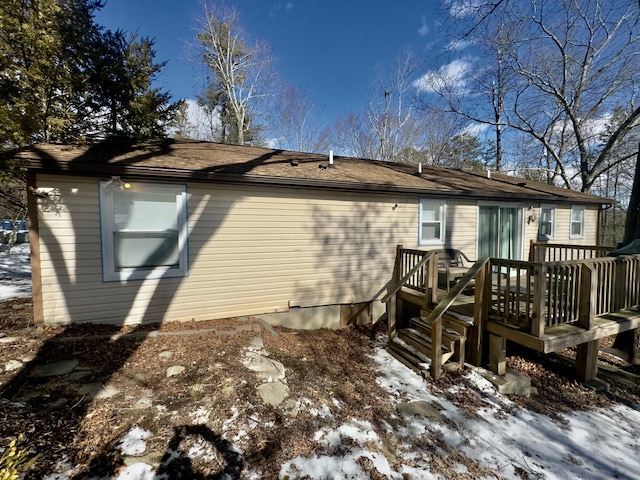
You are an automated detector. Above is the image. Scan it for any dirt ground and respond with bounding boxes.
[1,297,639,479]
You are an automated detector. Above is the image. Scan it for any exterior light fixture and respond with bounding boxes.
[104,176,131,190]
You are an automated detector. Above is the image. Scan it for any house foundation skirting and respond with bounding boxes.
[260,301,385,330]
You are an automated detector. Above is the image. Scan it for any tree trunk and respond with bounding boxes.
[623,142,640,242]
[613,142,640,364]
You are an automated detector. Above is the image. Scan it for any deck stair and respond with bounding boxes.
[389,310,469,376]
[384,248,490,379]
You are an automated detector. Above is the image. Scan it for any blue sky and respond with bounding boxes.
[95,0,449,125]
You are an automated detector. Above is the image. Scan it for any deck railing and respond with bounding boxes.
[528,241,613,263]
[399,247,433,292]
[489,254,640,336]
[389,246,640,345]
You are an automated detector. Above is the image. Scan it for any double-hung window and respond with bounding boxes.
[539,205,556,239]
[569,205,585,239]
[419,199,446,245]
[99,181,188,281]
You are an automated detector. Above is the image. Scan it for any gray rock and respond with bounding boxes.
[78,383,119,400]
[257,380,289,406]
[476,367,532,396]
[32,359,79,377]
[396,400,445,420]
[133,396,153,410]
[242,352,285,381]
[65,371,91,382]
[4,360,23,372]
[249,336,264,350]
[46,397,69,411]
[166,365,185,377]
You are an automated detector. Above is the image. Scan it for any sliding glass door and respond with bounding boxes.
[478,205,522,260]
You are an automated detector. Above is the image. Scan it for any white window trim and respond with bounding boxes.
[569,205,585,239]
[418,199,446,246]
[539,204,556,240]
[99,181,189,282]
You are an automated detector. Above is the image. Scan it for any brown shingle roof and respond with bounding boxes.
[8,139,610,205]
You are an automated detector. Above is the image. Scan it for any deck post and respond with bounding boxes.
[467,261,490,366]
[578,264,596,330]
[386,296,397,340]
[531,264,546,338]
[489,334,506,376]
[431,315,443,380]
[613,257,627,311]
[576,340,598,381]
[429,253,438,307]
[387,245,403,341]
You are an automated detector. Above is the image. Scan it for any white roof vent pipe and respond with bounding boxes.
[487,169,491,179]
[329,150,335,168]
[418,162,422,174]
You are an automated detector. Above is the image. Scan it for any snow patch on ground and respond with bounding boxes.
[118,426,151,456]
[371,346,640,480]
[0,243,31,300]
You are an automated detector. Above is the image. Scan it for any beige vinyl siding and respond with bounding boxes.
[35,174,603,326]
[550,205,599,245]
[36,174,421,325]
[444,200,478,259]
[521,203,600,259]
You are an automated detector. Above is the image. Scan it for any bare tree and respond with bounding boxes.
[267,83,330,153]
[331,112,378,159]
[196,2,275,145]
[366,51,422,162]
[419,108,468,166]
[423,0,640,191]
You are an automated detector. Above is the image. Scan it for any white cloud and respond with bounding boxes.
[446,39,472,51]
[414,59,473,94]
[584,112,613,144]
[461,122,489,136]
[170,99,221,141]
[269,2,294,18]
[418,16,429,37]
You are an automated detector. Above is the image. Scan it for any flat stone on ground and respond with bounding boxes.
[78,383,119,400]
[32,359,79,377]
[477,367,532,396]
[396,400,445,420]
[4,359,23,372]
[257,380,289,406]
[242,352,285,381]
[166,365,185,377]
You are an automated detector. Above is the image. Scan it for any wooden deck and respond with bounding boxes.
[385,244,640,382]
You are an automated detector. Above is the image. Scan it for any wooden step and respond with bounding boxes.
[411,314,468,367]
[419,308,472,333]
[410,317,465,344]
[387,339,430,377]
[398,328,455,365]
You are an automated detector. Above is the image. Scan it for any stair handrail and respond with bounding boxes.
[380,250,437,303]
[423,257,490,325]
